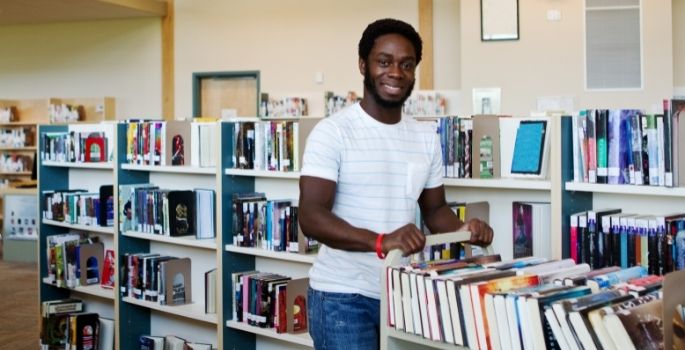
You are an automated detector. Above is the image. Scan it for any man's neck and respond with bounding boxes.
[359,98,402,125]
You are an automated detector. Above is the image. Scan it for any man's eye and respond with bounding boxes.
[378,60,390,67]
[402,62,415,70]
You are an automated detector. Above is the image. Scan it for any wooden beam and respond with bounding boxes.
[161,0,175,120]
[418,0,434,90]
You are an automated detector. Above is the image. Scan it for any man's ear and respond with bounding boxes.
[358,58,366,76]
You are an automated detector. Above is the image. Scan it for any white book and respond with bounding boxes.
[392,268,404,331]
[603,313,637,350]
[544,307,570,350]
[493,294,512,350]
[425,275,442,342]
[446,279,464,345]
[552,302,582,350]
[416,274,431,339]
[484,293,501,350]
[436,279,454,343]
[460,283,479,348]
[400,271,414,334]
[386,267,395,327]
[505,294,523,350]
[657,115,666,186]
[409,273,423,336]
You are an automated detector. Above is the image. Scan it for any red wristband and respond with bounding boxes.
[376,234,386,259]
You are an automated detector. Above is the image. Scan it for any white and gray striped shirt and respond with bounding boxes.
[301,103,443,299]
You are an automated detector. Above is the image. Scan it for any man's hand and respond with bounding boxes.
[459,218,493,246]
[381,224,426,256]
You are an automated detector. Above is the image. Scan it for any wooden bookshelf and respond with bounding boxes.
[0,146,37,151]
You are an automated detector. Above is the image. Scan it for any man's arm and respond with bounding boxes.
[298,175,426,256]
[418,185,493,246]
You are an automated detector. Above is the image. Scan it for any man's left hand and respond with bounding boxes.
[459,218,493,246]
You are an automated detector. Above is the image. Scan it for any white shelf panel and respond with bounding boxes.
[123,296,217,324]
[121,164,216,175]
[123,231,217,250]
[565,182,685,197]
[226,320,313,347]
[42,278,115,300]
[443,177,551,190]
[386,328,467,349]
[42,161,114,170]
[224,168,300,179]
[43,219,115,235]
[225,245,316,264]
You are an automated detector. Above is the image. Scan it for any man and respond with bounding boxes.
[299,18,493,349]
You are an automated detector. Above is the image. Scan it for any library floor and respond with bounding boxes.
[0,257,38,350]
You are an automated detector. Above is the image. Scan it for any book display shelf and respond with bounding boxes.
[114,123,221,349]
[559,115,685,259]
[220,120,316,350]
[37,123,118,337]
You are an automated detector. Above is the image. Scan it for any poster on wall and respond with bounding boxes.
[3,194,38,241]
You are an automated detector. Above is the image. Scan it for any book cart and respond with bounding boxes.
[381,231,494,350]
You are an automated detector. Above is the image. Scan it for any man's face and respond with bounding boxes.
[362,33,417,108]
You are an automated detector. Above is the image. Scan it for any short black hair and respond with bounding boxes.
[358,18,423,64]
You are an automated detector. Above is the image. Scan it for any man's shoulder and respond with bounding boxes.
[327,103,361,124]
[404,116,438,135]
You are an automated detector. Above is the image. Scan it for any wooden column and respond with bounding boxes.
[161,0,175,120]
[418,0,434,90]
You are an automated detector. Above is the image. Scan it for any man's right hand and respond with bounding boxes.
[381,224,426,257]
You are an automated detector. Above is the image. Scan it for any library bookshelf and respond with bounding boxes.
[114,123,222,349]
[219,120,317,350]
[37,122,118,343]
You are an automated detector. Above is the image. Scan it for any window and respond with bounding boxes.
[585,0,642,90]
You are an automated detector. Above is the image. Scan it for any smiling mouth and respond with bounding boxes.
[382,83,402,93]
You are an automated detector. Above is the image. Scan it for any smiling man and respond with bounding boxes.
[298,18,493,349]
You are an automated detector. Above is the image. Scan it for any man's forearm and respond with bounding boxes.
[423,204,463,234]
[299,204,377,252]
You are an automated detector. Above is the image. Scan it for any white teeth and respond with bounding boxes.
[383,84,400,92]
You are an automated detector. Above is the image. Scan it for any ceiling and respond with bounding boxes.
[0,0,167,25]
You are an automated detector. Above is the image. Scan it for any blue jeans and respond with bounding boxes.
[308,288,380,350]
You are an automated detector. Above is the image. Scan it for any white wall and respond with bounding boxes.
[0,18,162,119]
[1,1,682,118]
[460,0,674,116]
[674,0,685,90]
[173,0,421,118]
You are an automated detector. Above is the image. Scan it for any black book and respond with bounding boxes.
[167,190,195,237]
[594,208,622,268]
[595,109,609,183]
[70,313,100,350]
[98,185,113,227]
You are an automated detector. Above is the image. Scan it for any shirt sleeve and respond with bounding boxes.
[424,128,444,189]
[300,118,342,182]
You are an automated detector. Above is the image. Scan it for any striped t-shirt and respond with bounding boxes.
[301,103,443,299]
